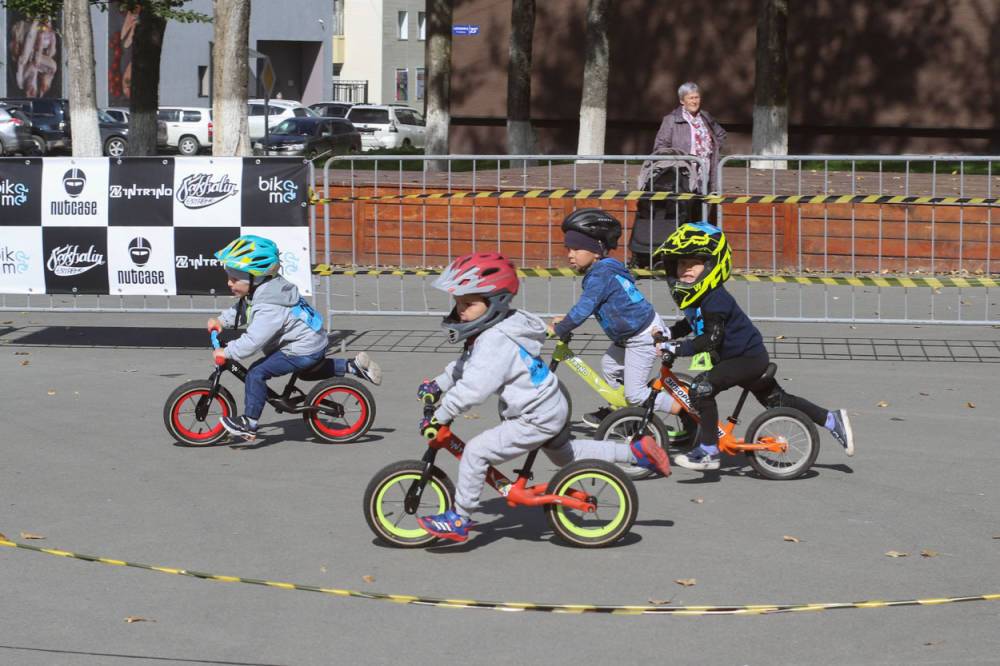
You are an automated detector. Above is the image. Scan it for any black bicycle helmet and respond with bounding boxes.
[561,208,622,251]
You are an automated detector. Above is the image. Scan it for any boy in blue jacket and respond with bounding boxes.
[549,208,680,429]
[653,222,854,471]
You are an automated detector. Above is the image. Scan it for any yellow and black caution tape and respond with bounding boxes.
[3,536,999,616]
[310,264,1000,289]
[308,187,1000,208]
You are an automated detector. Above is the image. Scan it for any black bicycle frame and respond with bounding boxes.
[195,358,345,419]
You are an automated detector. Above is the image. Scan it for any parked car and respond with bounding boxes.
[252,117,361,159]
[247,99,317,139]
[0,97,70,154]
[0,105,35,155]
[98,109,129,157]
[157,106,212,155]
[102,106,130,124]
[346,104,426,151]
[308,101,354,118]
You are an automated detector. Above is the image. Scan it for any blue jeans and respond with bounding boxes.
[244,349,328,419]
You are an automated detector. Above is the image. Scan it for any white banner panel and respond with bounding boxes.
[41,157,109,227]
[107,226,177,295]
[171,157,242,227]
[0,226,46,293]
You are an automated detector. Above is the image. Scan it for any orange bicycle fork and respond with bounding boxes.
[403,426,597,515]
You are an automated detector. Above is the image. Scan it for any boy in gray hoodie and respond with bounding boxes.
[415,252,671,543]
[209,235,380,440]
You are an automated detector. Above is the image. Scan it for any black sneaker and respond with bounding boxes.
[348,351,382,385]
[581,406,613,429]
[220,415,258,441]
[829,409,855,457]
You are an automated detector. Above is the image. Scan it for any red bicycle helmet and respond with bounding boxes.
[433,252,520,342]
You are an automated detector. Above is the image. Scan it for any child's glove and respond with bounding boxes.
[419,415,443,439]
[416,379,442,404]
[659,341,679,365]
[212,348,227,366]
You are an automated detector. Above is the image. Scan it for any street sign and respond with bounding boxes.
[260,59,276,98]
[452,24,480,36]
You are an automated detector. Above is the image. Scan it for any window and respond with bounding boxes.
[197,66,210,98]
[293,107,309,117]
[348,108,389,124]
[416,68,425,101]
[395,69,408,101]
[398,11,408,39]
[158,109,180,122]
[182,110,202,122]
[418,12,426,40]
[395,109,415,126]
[248,104,265,116]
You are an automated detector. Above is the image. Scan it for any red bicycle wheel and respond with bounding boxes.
[163,380,237,446]
[304,378,376,443]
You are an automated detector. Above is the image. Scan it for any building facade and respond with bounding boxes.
[336,0,426,105]
[2,0,333,107]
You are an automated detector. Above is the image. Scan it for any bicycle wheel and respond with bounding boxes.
[594,407,669,480]
[545,459,638,548]
[163,380,237,446]
[363,460,455,548]
[304,377,376,443]
[744,407,820,480]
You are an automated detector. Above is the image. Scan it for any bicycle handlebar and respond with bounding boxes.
[210,330,226,365]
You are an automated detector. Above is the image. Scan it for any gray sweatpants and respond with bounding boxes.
[454,394,633,517]
[601,314,677,414]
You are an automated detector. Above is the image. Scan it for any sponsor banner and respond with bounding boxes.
[173,227,236,295]
[109,158,174,226]
[241,226,311,296]
[41,158,109,227]
[107,227,176,295]
[42,226,109,294]
[240,158,308,227]
[0,158,43,226]
[172,157,242,227]
[0,227,46,293]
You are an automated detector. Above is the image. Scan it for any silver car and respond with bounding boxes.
[0,105,34,155]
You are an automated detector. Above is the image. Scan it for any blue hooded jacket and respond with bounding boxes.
[553,257,656,344]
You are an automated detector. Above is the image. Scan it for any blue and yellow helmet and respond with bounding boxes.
[215,235,280,278]
[652,222,732,309]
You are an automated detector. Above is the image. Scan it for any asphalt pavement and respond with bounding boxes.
[1,312,999,665]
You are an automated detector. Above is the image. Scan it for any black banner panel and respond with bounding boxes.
[0,157,312,296]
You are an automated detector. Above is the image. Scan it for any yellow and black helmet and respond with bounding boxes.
[652,222,732,309]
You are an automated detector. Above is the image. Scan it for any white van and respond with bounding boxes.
[247,99,317,140]
[157,106,212,155]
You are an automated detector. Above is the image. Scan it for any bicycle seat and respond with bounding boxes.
[542,423,573,450]
[761,363,777,381]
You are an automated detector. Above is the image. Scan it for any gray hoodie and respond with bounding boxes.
[219,275,328,360]
[433,310,562,425]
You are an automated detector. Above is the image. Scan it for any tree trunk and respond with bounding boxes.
[212,0,251,157]
[127,7,166,156]
[424,0,452,173]
[576,0,609,162]
[64,0,101,156]
[506,0,535,162]
[751,0,788,169]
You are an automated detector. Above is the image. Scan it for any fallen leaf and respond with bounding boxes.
[362,575,375,583]
[919,392,930,396]
[690,497,704,504]
[885,550,908,558]
[20,360,29,366]
[967,402,976,408]
[647,597,675,605]
[890,417,905,422]
[877,400,889,408]
[920,549,939,558]
[783,535,800,543]
[775,335,785,340]
[20,532,45,540]
[674,578,697,587]
[47,390,56,396]
[923,640,943,646]
[124,616,154,623]
[14,351,29,355]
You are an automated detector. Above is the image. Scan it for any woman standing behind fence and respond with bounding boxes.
[652,82,727,192]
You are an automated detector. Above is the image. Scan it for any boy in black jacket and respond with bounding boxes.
[653,222,854,471]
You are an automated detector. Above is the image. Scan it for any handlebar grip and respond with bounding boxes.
[651,330,669,344]
[210,330,221,349]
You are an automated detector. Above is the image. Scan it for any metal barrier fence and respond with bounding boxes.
[314,153,708,326]
[717,155,1000,325]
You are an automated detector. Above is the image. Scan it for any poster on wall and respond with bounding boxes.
[5,10,61,98]
[107,1,139,107]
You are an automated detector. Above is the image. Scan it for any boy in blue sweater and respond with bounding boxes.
[653,222,854,471]
[549,208,680,430]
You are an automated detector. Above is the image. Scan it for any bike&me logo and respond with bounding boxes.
[0,246,30,275]
[175,173,239,209]
[50,168,98,216]
[258,176,298,204]
[46,244,105,277]
[0,179,30,207]
[118,237,166,286]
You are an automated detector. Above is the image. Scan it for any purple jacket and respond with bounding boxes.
[652,106,727,192]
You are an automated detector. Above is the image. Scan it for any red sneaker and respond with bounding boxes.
[630,435,671,477]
